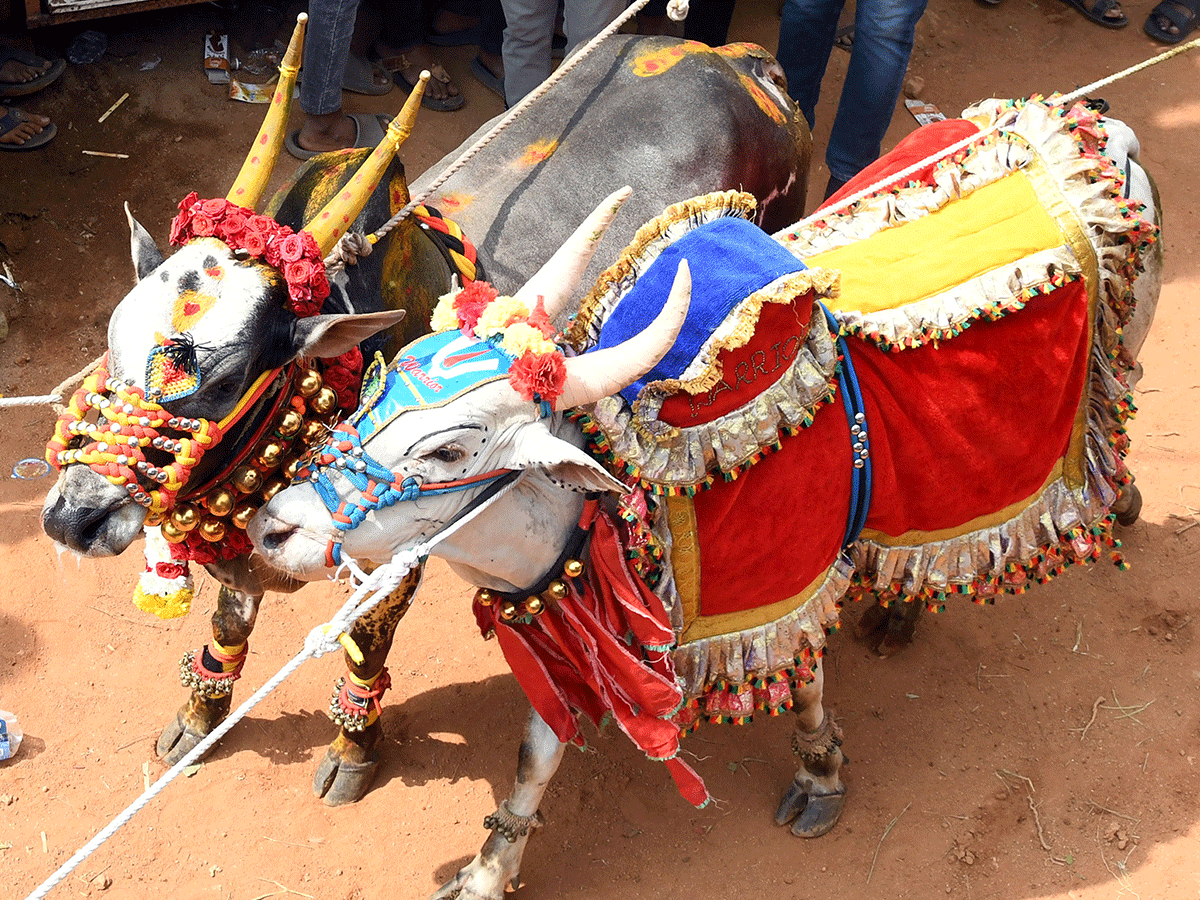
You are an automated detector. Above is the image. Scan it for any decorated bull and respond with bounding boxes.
[250,96,1161,900]
[38,14,811,807]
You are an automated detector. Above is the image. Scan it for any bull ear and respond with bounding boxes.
[293,310,408,359]
[509,425,627,495]
[125,202,163,282]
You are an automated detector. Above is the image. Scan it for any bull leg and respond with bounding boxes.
[854,595,922,657]
[157,586,260,764]
[775,658,847,838]
[432,708,565,900]
[314,564,424,806]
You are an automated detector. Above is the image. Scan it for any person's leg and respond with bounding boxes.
[473,0,507,100]
[298,0,363,151]
[501,0,557,104]
[776,0,845,127]
[685,0,738,46]
[561,0,622,54]
[823,0,928,186]
[378,0,463,108]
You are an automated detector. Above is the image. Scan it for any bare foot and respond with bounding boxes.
[295,110,358,154]
[376,41,463,110]
[0,106,52,147]
[0,54,51,86]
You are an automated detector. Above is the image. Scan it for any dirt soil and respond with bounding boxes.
[1,1,1198,899]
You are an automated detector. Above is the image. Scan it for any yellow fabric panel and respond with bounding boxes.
[811,173,1064,316]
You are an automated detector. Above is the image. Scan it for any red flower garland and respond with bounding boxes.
[170,193,330,317]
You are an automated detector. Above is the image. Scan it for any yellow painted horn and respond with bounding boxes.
[226,12,307,210]
[303,71,429,255]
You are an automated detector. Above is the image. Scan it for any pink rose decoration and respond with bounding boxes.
[279,232,306,263]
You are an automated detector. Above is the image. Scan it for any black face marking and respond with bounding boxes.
[203,255,218,269]
[159,269,170,282]
[178,270,201,294]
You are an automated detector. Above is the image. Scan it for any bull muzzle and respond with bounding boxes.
[41,465,147,556]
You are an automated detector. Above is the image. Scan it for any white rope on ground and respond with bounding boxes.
[23,549,423,900]
[0,394,63,408]
[773,36,1200,240]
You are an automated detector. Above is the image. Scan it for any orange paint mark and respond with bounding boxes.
[236,187,245,195]
[251,155,260,164]
[205,266,224,279]
[738,73,787,125]
[630,41,702,77]
[260,133,269,145]
[517,138,559,167]
[171,290,217,332]
[713,42,755,59]
[437,193,472,213]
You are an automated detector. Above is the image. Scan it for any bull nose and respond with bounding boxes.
[41,476,145,557]
[42,493,121,553]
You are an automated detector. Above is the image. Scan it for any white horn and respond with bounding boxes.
[556,259,691,410]
[515,185,633,321]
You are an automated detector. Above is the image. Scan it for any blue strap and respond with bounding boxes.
[820,304,872,550]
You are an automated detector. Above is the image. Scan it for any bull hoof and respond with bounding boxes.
[1114,483,1142,527]
[156,695,230,765]
[774,776,846,838]
[855,600,921,657]
[313,727,381,806]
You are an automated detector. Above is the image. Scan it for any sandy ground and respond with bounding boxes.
[1,2,1198,899]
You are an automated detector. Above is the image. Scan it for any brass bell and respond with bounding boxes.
[499,601,517,621]
[198,517,226,542]
[256,442,285,469]
[144,512,164,528]
[283,457,303,480]
[160,519,188,543]
[261,477,288,503]
[232,465,263,494]
[297,369,323,398]
[476,589,496,607]
[302,419,328,444]
[231,502,259,530]
[310,386,339,416]
[206,488,236,517]
[547,580,568,601]
[275,409,304,439]
[563,559,584,579]
[170,503,200,532]
[526,596,545,616]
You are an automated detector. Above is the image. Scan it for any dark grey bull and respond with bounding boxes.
[40,23,810,807]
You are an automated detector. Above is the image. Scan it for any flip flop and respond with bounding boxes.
[285,113,390,161]
[342,53,393,96]
[1143,0,1198,41]
[395,62,465,112]
[0,107,56,151]
[1061,0,1129,27]
[0,48,66,98]
[470,56,505,101]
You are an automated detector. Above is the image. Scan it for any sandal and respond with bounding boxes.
[285,113,390,161]
[393,58,465,112]
[0,106,56,151]
[1061,0,1129,28]
[0,48,66,98]
[1143,0,1198,41]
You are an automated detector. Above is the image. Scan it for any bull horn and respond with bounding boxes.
[515,185,632,322]
[302,71,429,255]
[226,13,307,210]
[556,258,691,410]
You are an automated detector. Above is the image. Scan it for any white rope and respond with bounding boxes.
[774,37,1199,240]
[23,548,423,900]
[0,394,62,409]
[370,0,659,244]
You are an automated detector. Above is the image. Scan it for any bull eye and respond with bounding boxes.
[213,376,240,397]
[426,446,463,464]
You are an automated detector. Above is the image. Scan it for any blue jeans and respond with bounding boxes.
[777,0,928,185]
[301,0,361,116]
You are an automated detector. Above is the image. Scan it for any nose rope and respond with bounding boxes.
[295,422,514,567]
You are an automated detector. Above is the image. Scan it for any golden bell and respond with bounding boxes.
[170,503,200,532]
[547,580,568,601]
[563,559,584,579]
[199,517,227,542]
[206,489,236,517]
[160,519,188,543]
[275,409,304,439]
[233,465,263,494]
[283,457,303,480]
[526,596,545,616]
[261,477,288,503]
[231,502,259,530]
[145,512,164,528]
[302,419,328,444]
[256,442,285,469]
[499,601,517,621]
[297,369,323,398]
[310,386,338,416]
[476,589,496,607]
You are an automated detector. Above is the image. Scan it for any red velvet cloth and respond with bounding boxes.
[855,280,1091,536]
[475,510,710,807]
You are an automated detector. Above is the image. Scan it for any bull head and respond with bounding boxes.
[42,14,428,558]
[249,189,693,587]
